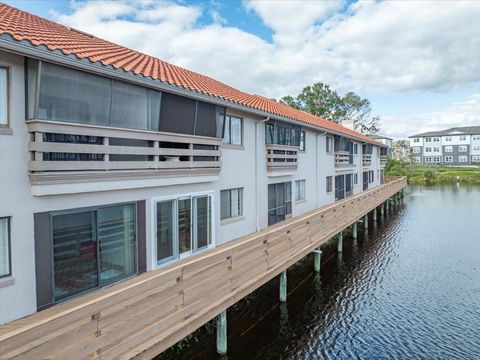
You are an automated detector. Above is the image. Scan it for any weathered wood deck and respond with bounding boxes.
[0,177,407,360]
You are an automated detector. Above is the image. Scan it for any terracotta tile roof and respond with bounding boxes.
[0,3,383,146]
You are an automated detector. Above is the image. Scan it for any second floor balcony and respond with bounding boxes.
[266,144,298,172]
[27,120,222,184]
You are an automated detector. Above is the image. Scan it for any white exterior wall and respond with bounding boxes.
[0,50,387,324]
[0,52,37,323]
[441,134,471,146]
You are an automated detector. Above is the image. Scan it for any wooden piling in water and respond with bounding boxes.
[216,310,227,355]
[279,270,287,302]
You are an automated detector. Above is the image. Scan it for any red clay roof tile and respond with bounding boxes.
[0,3,383,146]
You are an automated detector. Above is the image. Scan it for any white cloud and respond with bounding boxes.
[381,93,480,139]
[49,0,480,133]
[51,0,480,98]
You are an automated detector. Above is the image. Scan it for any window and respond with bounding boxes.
[155,193,213,265]
[299,131,306,151]
[52,204,136,301]
[445,136,452,142]
[414,157,421,163]
[444,156,453,163]
[268,182,292,226]
[433,138,440,142]
[295,180,306,202]
[459,145,468,152]
[425,137,432,142]
[326,137,333,153]
[0,67,8,126]
[413,138,420,143]
[413,147,420,153]
[473,135,480,141]
[459,135,467,141]
[353,143,358,155]
[221,188,243,220]
[0,217,11,277]
[472,155,480,162]
[473,146,480,151]
[326,176,333,193]
[223,115,242,145]
[425,147,432,152]
[354,173,358,185]
[265,120,301,147]
[369,170,374,183]
[459,156,468,163]
[335,175,345,200]
[445,146,453,153]
[433,147,440,152]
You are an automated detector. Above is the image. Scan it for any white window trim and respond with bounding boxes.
[151,190,215,270]
[220,188,244,221]
[295,179,306,203]
[0,66,12,135]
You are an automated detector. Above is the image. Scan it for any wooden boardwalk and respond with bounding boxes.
[0,177,407,360]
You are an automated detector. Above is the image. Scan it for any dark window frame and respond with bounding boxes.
[49,202,139,303]
[299,131,306,151]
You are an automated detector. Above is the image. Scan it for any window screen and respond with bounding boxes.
[159,92,196,135]
[195,101,216,137]
[38,62,111,125]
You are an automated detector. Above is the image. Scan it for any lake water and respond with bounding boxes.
[157,185,480,359]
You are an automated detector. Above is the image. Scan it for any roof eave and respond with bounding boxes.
[0,34,384,147]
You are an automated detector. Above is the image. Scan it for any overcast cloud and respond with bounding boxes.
[51,0,480,138]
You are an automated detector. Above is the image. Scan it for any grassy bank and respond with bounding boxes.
[385,160,480,184]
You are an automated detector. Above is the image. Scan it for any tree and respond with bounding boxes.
[280,82,380,134]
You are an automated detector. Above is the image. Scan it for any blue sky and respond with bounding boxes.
[5,0,480,138]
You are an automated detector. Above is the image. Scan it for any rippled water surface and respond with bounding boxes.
[158,185,480,359]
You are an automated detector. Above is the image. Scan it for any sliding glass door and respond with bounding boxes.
[52,211,97,300]
[155,193,214,266]
[52,203,137,301]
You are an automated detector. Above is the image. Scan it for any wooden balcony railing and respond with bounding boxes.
[335,151,353,167]
[363,154,372,167]
[0,177,407,360]
[27,120,222,183]
[380,155,387,167]
[266,144,298,171]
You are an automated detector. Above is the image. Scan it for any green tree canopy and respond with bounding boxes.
[280,82,380,134]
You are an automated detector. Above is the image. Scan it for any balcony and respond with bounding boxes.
[335,151,354,168]
[27,120,222,184]
[363,154,372,167]
[380,155,387,167]
[266,144,298,172]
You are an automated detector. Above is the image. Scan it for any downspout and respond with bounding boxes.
[255,116,270,232]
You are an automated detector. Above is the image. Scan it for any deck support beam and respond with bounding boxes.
[373,208,377,222]
[386,199,390,212]
[352,222,358,239]
[381,203,385,217]
[364,214,368,229]
[279,270,287,302]
[314,249,322,272]
[216,310,227,355]
[337,232,343,253]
